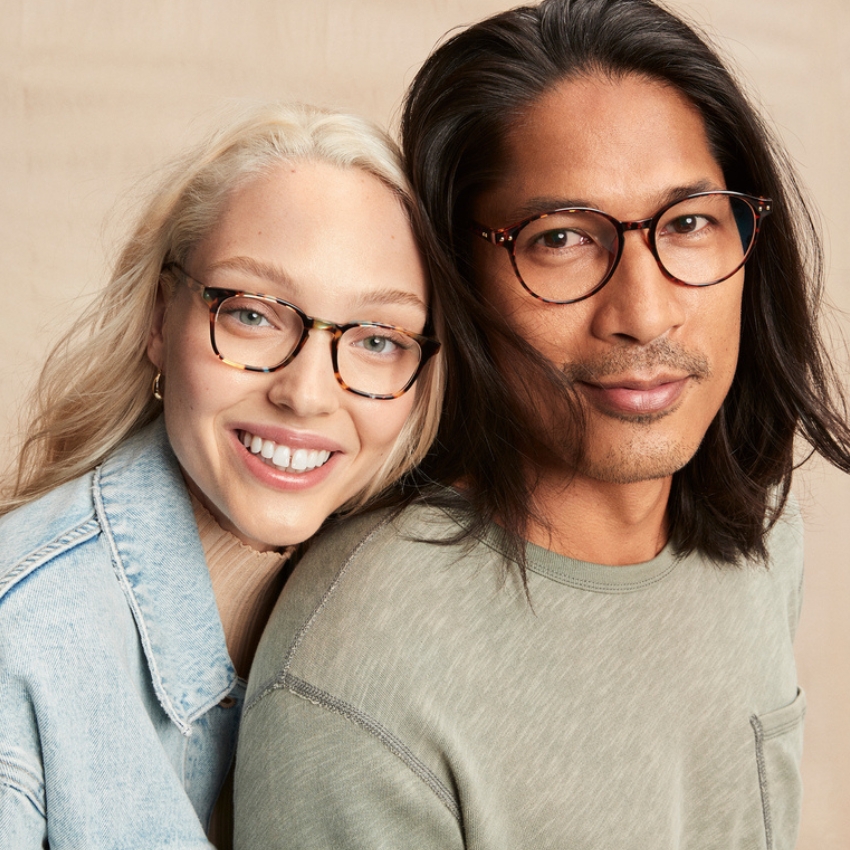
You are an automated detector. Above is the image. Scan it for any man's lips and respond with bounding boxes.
[576,375,690,415]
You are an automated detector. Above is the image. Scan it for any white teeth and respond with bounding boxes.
[240,431,332,474]
[272,445,291,468]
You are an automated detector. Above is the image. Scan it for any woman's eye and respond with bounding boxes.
[235,309,271,327]
[359,335,397,354]
[219,301,276,328]
[347,327,414,357]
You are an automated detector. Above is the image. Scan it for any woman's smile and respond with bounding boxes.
[150,159,429,550]
[240,430,333,474]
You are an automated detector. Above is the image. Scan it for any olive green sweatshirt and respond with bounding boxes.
[235,501,804,850]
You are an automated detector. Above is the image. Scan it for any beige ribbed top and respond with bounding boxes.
[190,494,293,850]
[191,494,293,679]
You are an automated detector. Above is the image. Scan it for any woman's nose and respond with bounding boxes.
[266,330,341,417]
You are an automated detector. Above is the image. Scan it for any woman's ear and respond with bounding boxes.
[146,282,168,370]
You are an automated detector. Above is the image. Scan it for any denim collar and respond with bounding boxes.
[94,418,236,734]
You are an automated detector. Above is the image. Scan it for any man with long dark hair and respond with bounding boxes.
[235,2,850,847]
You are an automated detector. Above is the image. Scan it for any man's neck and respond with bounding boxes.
[525,472,672,566]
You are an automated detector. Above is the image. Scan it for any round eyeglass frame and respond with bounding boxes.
[472,190,773,305]
[164,263,441,400]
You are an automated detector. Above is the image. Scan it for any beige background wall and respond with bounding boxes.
[2,1,847,845]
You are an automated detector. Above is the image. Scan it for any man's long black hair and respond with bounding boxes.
[398,0,850,574]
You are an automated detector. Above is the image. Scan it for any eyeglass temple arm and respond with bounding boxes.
[470,221,513,245]
[162,262,215,303]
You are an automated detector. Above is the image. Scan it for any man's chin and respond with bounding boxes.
[574,440,696,486]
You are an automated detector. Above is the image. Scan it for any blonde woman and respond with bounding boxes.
[0,103,442,849]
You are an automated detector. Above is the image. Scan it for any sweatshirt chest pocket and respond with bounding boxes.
[750,687,806,850]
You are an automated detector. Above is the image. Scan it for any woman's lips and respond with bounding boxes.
[229,425,344,490]
[239,429,332,473]
[577,376,690,416]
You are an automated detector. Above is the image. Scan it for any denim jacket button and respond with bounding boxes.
[219,695,237,709]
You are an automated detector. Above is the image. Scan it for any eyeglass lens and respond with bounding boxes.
[212,295,424,396]
[513,193,757,303]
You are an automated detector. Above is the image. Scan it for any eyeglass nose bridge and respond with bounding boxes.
[620,217,654,234]
[286,314,346,377]
[304,316,340,334]
[594,215,661,290]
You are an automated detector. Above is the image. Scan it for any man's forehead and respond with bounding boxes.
[494,179,724,225]
[477,73,724,222]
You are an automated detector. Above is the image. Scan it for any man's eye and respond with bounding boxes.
[534,229,588,250]
[666,214,711,235]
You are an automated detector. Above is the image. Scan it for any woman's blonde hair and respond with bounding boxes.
[2,102,444,515]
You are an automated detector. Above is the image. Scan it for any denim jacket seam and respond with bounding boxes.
[91,464,193,737]
[0,516,100,601]
[0,753,46,816]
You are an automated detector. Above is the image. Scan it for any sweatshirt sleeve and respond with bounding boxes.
[234,687,463,850]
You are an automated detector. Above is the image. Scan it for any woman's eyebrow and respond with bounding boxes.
[205,256,293,288]
[203,257,427,313]
[352,288,428,312]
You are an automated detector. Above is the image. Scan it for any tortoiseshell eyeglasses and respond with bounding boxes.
[164,263,440,400]
[473,190,773,305]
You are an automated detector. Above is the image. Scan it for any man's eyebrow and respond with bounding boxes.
[500,197,593,224]
[202,256,427,312]
[497,180,724,225]
[655,179,721,208]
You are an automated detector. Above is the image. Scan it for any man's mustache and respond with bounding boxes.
[561,339,712,384]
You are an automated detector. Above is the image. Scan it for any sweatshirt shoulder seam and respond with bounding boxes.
[258,673,462,823]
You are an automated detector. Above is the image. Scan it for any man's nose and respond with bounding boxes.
[589,230,686,345]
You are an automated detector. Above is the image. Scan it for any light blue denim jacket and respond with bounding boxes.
[0,419,240,848]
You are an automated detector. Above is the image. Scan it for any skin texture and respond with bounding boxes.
[147,161,428,551]
[472,74,744,564]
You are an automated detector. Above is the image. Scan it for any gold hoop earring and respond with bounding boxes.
[152,371,164,401]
